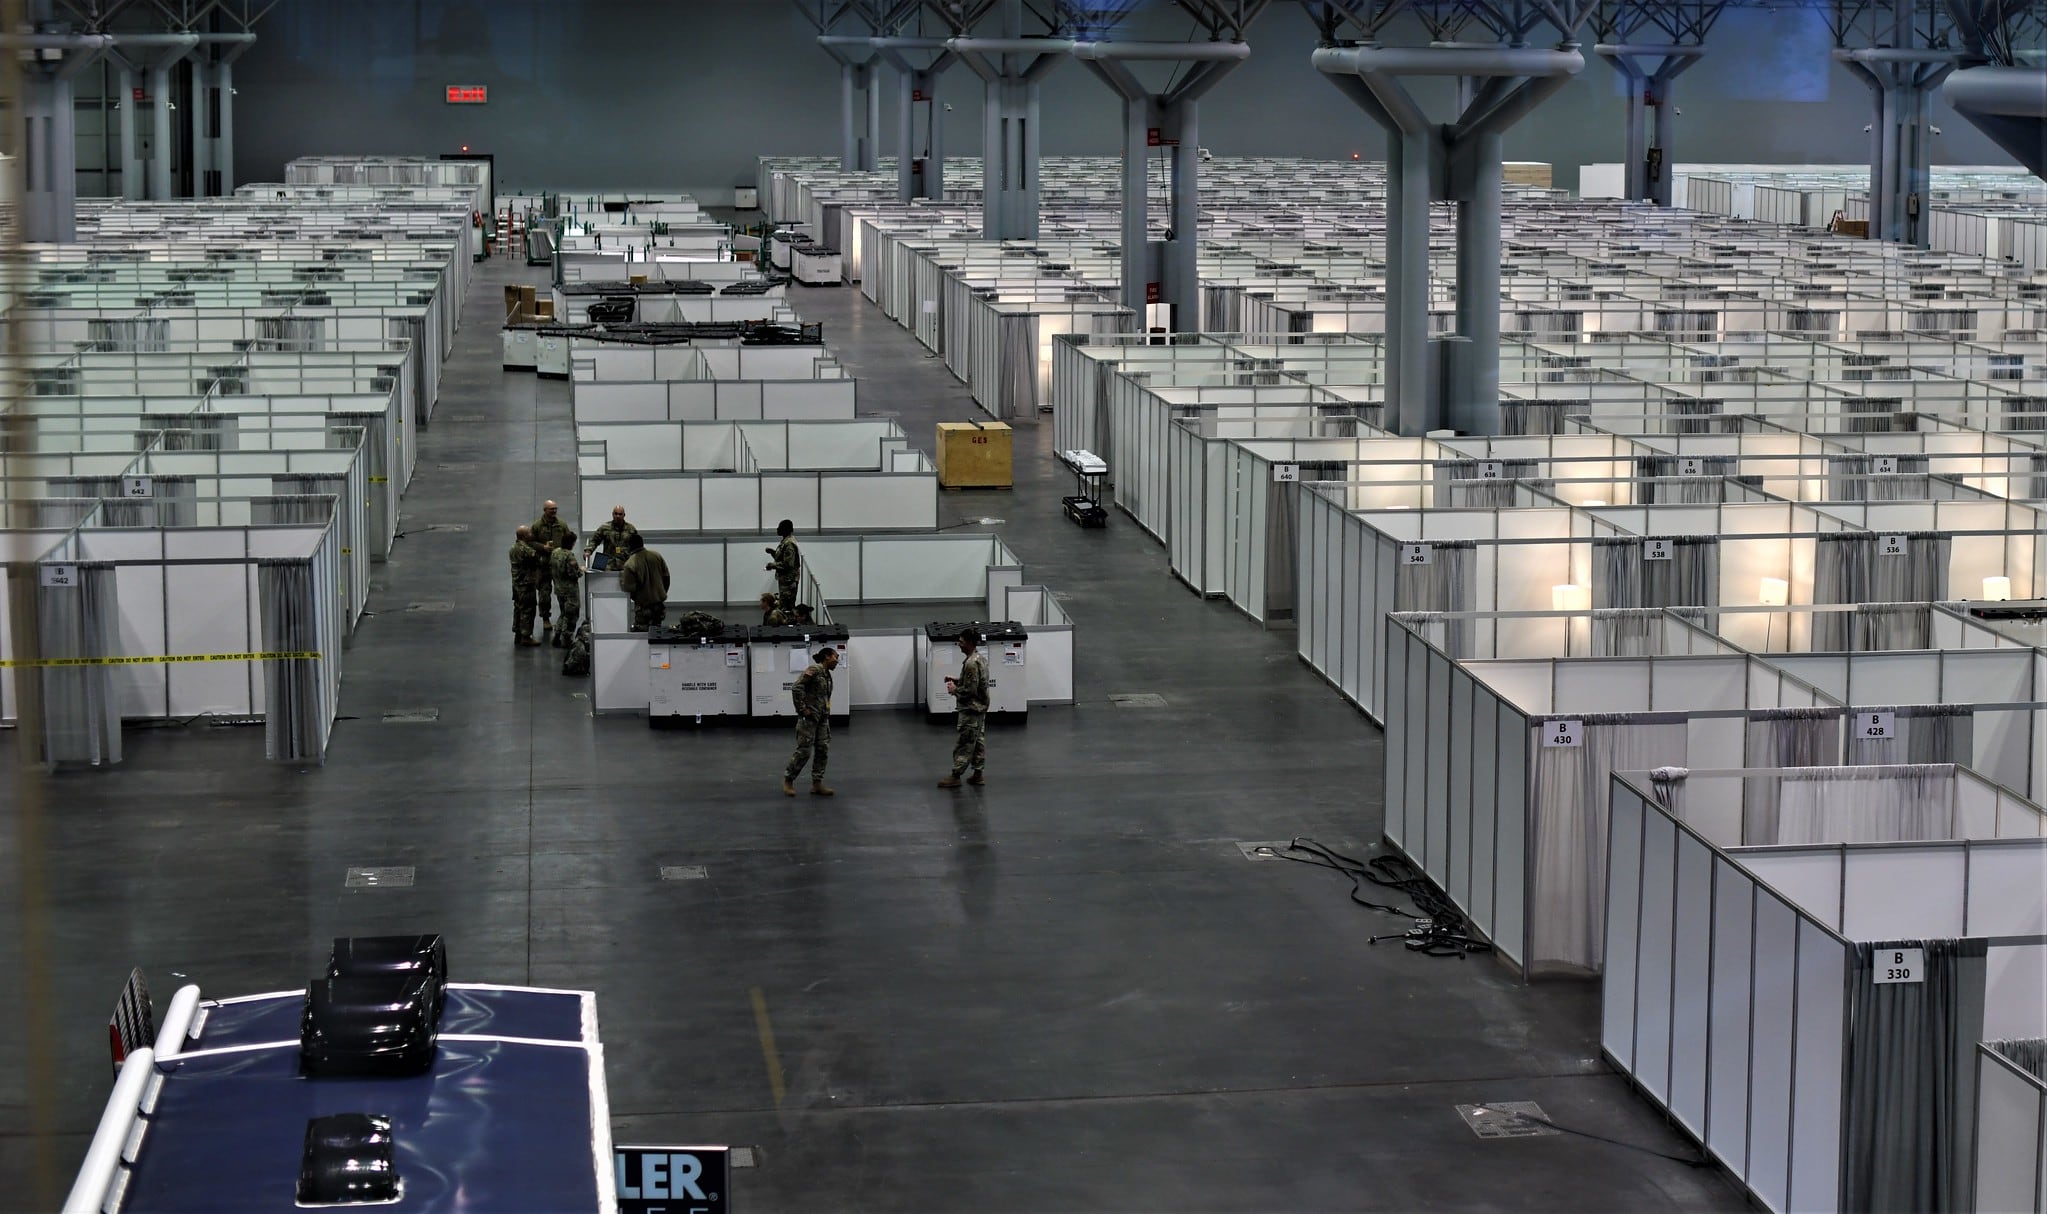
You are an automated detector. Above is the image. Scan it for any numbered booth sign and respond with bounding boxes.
[1676,457,1705,477]
[1878,534,1907,556]
[39,563,79,589]
[1475,460,1504,480]
[1874,947,1924,985]
[1272,463,1300,483]
[1643,538,1674,562]
[1542,718,1584,748]
[1872,455,1898,475]
[120,475,154,499]
[1399,543,1433,566]
[1857,711,1896,741]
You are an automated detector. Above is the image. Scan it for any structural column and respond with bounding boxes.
[114,61,143,199]
[1316,44,1581,435]
[1595,44,1703,205]
[1077,42,1247,331]
[948,0,1069,241]
[875,40,954,202]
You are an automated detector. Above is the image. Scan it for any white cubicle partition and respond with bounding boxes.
[1605,767,2047,1214]
[570,377,857,423]
[1974,1042,2047,1214]
[1383,613,1844,975]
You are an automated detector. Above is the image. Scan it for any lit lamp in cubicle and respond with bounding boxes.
[1982,576,2013,602]
[1759,577,1790,649]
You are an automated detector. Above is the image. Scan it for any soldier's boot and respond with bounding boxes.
[515,634,542,647]
[937,774,962,789]
[782,777,796,797]
[967,771,985,786]
[810,781,835,796]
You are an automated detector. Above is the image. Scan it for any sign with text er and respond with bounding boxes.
[445,85,488,104]
[616,1146,729,1214]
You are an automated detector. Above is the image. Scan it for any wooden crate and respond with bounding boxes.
[936,421,1013,488]
[1503,161,1553,188]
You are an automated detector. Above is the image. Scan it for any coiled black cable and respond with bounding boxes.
[1263,836,1494,960]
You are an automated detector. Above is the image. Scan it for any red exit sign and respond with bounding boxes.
[445,85,488,104]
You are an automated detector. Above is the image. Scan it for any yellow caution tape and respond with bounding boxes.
[0,651,322,669]
[369,476,390,483]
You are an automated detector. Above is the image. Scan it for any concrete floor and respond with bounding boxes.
[0,256,1746,1212]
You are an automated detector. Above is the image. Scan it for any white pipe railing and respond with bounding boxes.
[61,1047,157,1214]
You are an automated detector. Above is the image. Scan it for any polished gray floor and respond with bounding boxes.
[0,257,1744,1212]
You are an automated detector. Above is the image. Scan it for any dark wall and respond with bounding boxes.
[232,0,2017,202]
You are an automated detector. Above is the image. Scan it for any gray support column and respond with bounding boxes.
[864,66,881,170]
[214,57,235,192]
[12,34,112,242]
[949,0,1069,241]
[147,54,186,199]
[115,61,142,200]
[1315,43,1581,435]
[840,62,861,169]
[1596,46,1703,205]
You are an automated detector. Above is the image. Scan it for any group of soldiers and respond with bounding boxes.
[506,500,654,646]
[508,507,987,790]
[781,625,991,796]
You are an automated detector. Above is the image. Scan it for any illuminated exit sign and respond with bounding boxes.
[445,85,488,104]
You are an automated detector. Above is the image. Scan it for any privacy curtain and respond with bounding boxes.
[1829,454,1931,501]
[1853,603,1934,651]
[1634,455,1734,504]
[1393,540,1476,658]
[37,561,122,766]
[1854,704,1975,767]
[1741,708,1839,843]
[1592,535,1720,613]
[1591,608,1666,657]
[258,558,326,764]
[1812,532,1949,649]
[1499,399,1589,436]
[1771,764,1953,844]
[997,314,1034,420]
[1529,716,1688,972]
[1432,459,1543,509]
[1844,938,1987,1214]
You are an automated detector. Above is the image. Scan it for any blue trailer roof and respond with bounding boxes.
[92,985,612,1213]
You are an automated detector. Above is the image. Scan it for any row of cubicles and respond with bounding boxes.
[1,161,474,767]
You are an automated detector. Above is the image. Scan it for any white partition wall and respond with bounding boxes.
[1383,614,1846,975]
[1606,767,2047,1214]
[1974,1042,2047,1214]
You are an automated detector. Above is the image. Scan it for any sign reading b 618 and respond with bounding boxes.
[445,85,488,104]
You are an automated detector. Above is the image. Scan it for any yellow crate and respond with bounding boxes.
[936,421,1013,488]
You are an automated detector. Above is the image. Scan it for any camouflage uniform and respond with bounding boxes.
[769,536,801,612]
[618,547,671,631]
[948,649,989,778]
[583,520,640,571]
[508,538,546,643]
[530,516,576,629]
[548,546,584,645]
[785,661,833,783]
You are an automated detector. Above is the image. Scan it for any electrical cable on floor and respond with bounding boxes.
[1485,1108,1712,1169]
[1262,836,1494,960]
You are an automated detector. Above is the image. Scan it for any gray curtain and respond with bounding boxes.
[1393,540,1475,656]
[1855,704,1975,767]
[37,561,123,767]
[1740,707,1839,843]
[1812,533,1949,648]
[252,493,332,527]
[150,474,197,528]
[1499,399,1589,435]
[1988,1038,2047,1078]
[255,316,326,351]
[1634,455,1735,504]
[1528,717,1688,972]
[1844,938,1987,1214]
[1591,608,1664,656]
[85,317,169,352]
[1770,764,1954,843]
[1854,603,1934,650]
[2027,454,2047,501]
[19,499,98,529]
[998,314,1033,420]
[49,476,148,527]
[258,558,326,764]
[1829,454,1931,501]
[1649,766,1688,817]
[1592,535,1719,611]
[1664,396,1722,434]
[1997,394,2044,434]
[1841,395,1904,433]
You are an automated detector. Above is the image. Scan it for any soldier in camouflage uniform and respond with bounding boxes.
[782,646,838,797]
[617,532,670,632]
[765,518,801,613]
[582,505,639,572]
[548,545,584,647]
[759,592,788,625]
[937,628,989,787]
[530,501,576,635]
[508,525,546,647]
